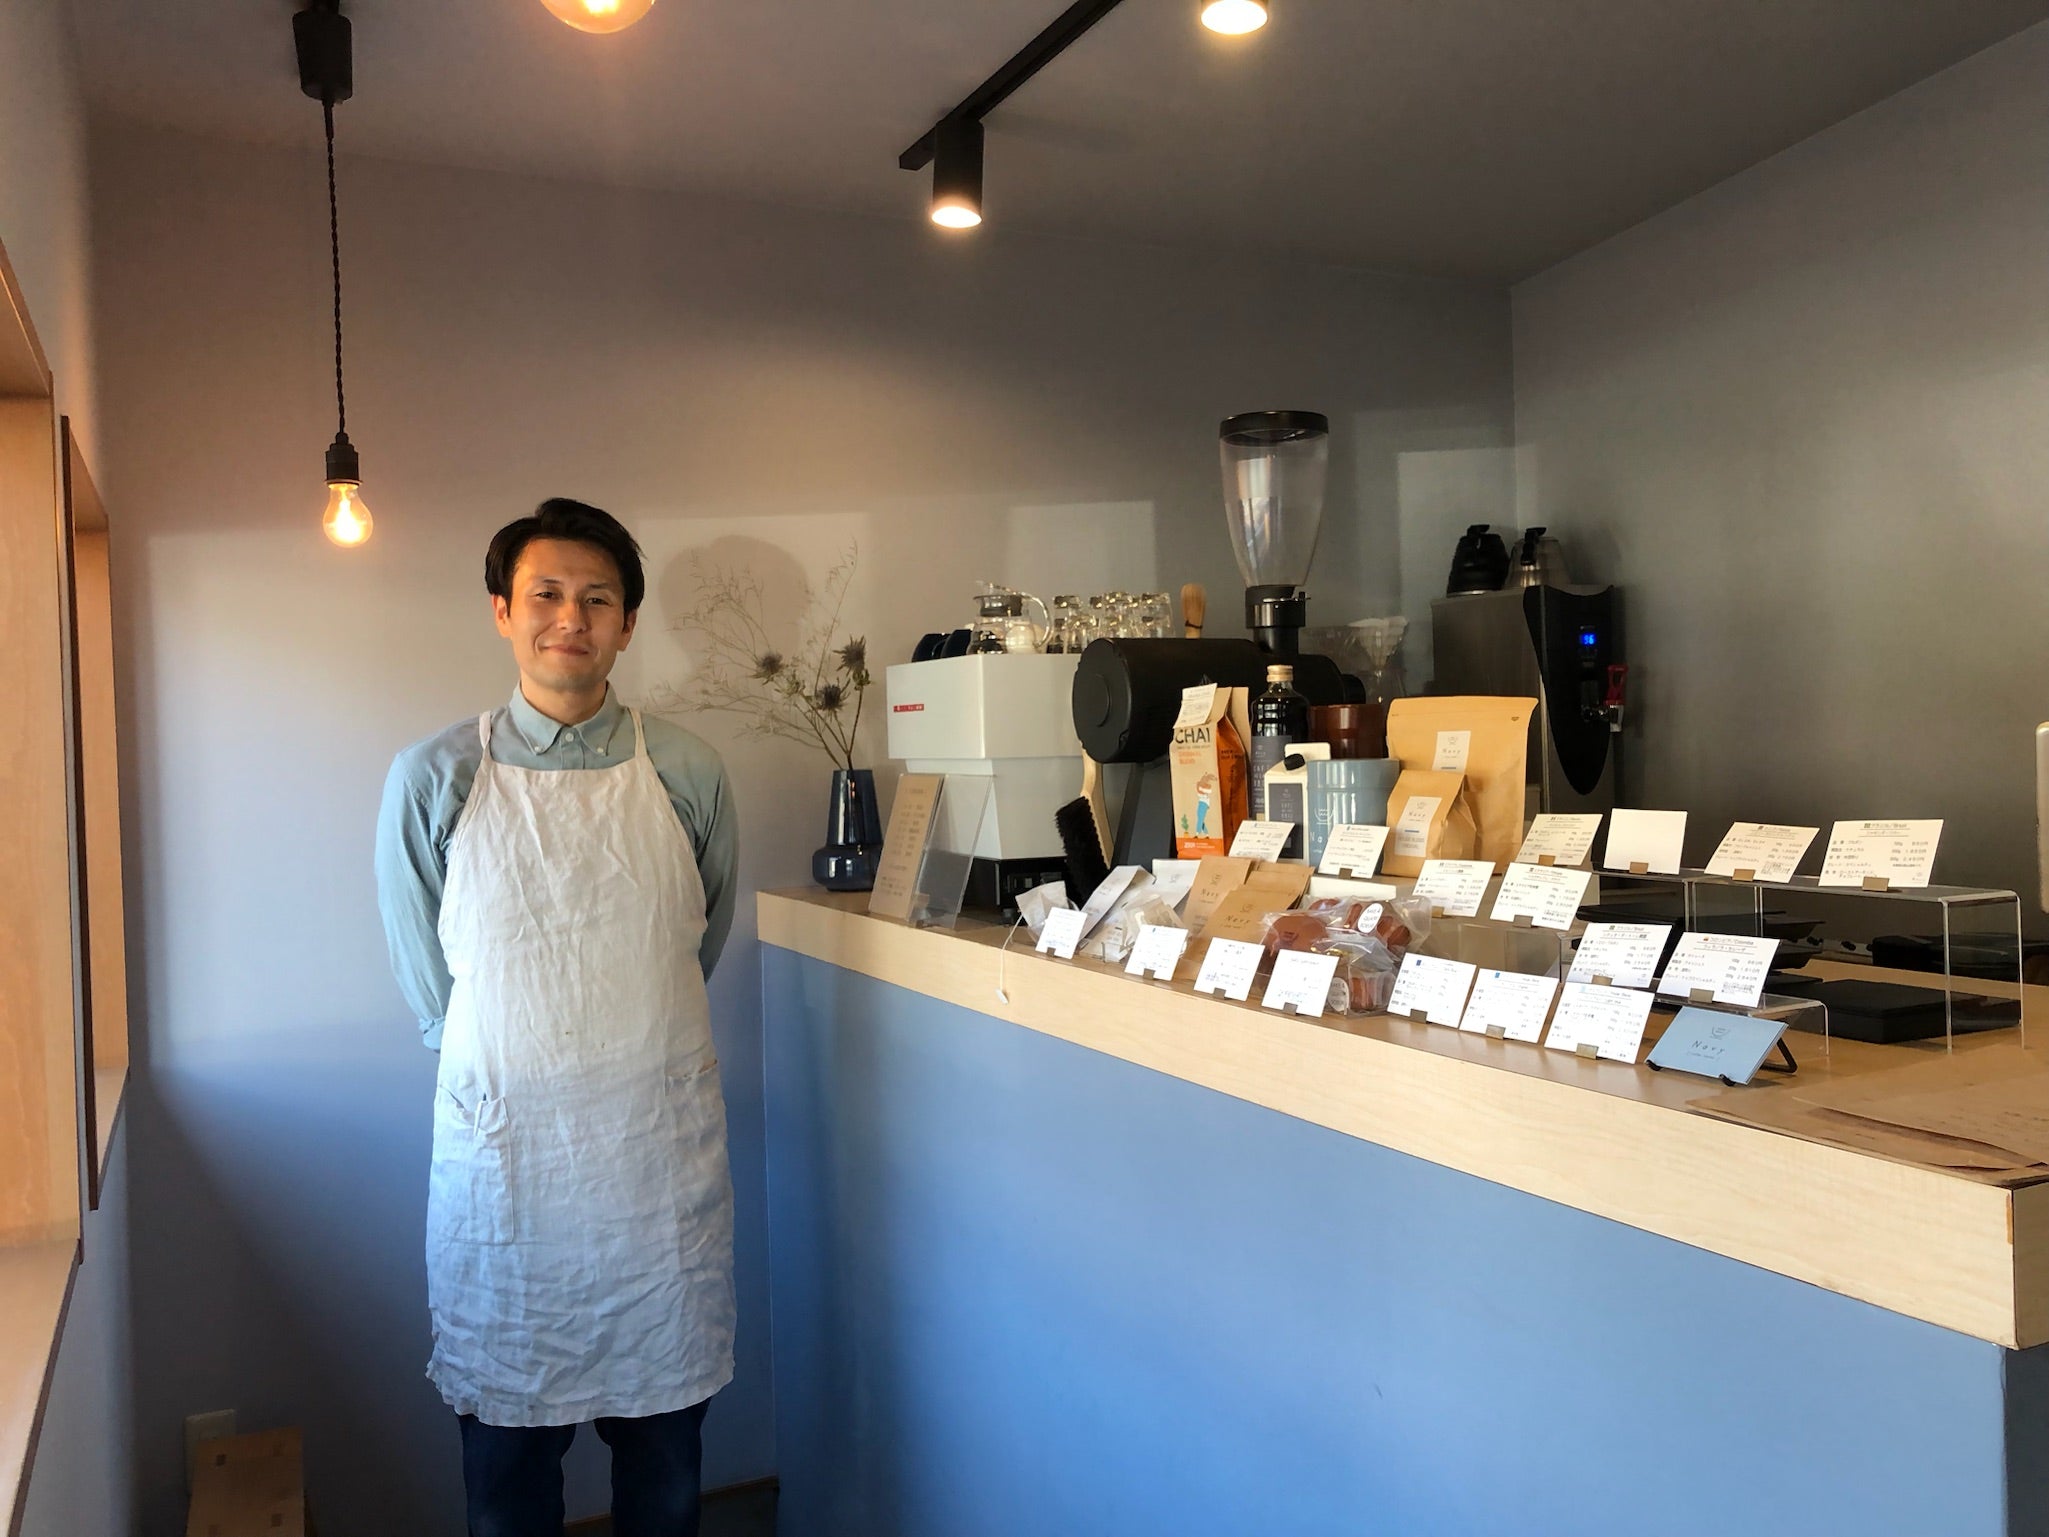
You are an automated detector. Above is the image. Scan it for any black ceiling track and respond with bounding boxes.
[898,0,1130,172]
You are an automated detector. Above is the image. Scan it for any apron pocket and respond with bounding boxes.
[428,1086,517,1246]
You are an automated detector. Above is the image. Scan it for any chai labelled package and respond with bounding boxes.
[1170,683,1251,859]
[1385,695,1535,872]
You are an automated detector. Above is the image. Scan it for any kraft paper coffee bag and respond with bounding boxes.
[1386,696,1536,872]
[1381,768,1473,877]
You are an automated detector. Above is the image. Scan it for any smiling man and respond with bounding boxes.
[375,498,738,1537]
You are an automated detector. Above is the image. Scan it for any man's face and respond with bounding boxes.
[493,537,637,698]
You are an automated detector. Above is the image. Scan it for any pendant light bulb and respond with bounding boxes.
[930,115,984,232]
[540,0,656,33]
[323,480,373,548]
[321,433,372,548]
[1200,0,1269,34]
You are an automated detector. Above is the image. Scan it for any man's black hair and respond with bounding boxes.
[485,498,646,614]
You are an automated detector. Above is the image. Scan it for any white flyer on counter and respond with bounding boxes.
[1457,970,1560,1042]
[1412,859,1495,918]
[1432,730,1471,773]
[1174,682,1218,730]
[1544,982,1656,1063]
[1228,819,1297,862]
[1192,938,1264,1001]
[1657,932,1780,1008]
[1125,923,1190,980]
[1567,922,1672,990]
[1078,865,1144,937]
[1035,906,1087,959]
[1318,823,1390,879]
[1261,950,1342,1018]
[1390,795,1442,859]
[1148,859,1200,914]
[1386,953,1478,1027]
[1515,813,1604,868]
[1818,819,1943,889]
[1489,862,1593,930]
[1602,809,1688,874]
[1705,822,1818,885]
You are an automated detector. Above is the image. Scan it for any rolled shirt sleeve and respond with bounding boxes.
[375,746,458,1048]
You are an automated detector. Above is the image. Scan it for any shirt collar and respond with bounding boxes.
[507,684,626,754]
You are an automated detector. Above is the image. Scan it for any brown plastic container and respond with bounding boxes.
[1310,702,1386,760]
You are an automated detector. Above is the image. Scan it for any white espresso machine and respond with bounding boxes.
[885,652,1082,911]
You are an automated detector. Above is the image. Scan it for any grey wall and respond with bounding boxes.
[0,2,134,1534]
[1512,23,2049,902]
[89,118,1510,1534]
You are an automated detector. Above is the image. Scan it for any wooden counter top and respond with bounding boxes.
[760,888,2049,1348]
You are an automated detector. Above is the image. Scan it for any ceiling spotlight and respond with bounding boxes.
[930,116,984,231]
[540,0,656,34]
[1200,0,1269,35]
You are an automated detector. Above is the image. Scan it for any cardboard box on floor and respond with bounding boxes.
[187,1428,308,1537]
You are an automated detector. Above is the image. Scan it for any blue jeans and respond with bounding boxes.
[458,1399,709,1537]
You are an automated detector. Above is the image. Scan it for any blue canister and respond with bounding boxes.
[1306,758,1402,866]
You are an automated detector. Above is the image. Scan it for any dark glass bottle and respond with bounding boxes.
[1249,663,1310,826]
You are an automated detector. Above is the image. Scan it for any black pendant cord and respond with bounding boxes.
[324,95,346,441]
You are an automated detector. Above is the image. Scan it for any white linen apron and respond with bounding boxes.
[426,708,736,1427]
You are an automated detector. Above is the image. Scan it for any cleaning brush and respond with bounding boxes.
[1054,796,1111,907]
[1181,582,1207,638]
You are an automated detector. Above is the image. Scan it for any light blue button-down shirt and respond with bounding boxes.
[375,686,738,1048]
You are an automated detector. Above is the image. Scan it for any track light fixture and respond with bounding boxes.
[540,0,657,34]
[900,0,1129,233]
[295,0,371,549]
[929,117,984,230]
[1200,0,1269,35]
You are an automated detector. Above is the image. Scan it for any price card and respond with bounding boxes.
[1567,922,1672,990]
[1390,795,1441,859]
[1544,982,1656,1064]
[1148,859,1200,913]
[1175,682,1219,730]
[1818,820,1943,890]
[1657,932,1780,1008]
[1603,809,1687,874]
[1515,813,1604,868]
[1318,824,1390,879]
[1386,953,1478,1027]
[1261,950,1342,1018]
[1229,819,1298,862]
[1411,859,1495,918]
[1432,730,1471,773]
[1192,937,1265,1001]
[1488,863,1593,930]
[1125,923,1190,980]
[1035,906,1087,959]
[1705,822,1819,885]
[1456,970,1560,1042]
[1078,865,1144,937]
[1647,1006,1790,1085]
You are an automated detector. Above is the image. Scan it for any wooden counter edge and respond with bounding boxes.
[759,889,2039,1349]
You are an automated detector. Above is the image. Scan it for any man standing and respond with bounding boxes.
[376,498,738,1537]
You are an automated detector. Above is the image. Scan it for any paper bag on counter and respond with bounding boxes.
[1170,684,1250,859]
[1381,768,1472,877]
[1385,696,1536,871]
[1246,859,1313,906]
[1182,855,1255,929]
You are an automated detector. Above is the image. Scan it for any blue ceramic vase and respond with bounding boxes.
[813,767,884,891]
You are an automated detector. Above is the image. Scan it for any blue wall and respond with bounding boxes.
[765,949,2024,1537]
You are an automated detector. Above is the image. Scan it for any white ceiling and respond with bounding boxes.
[68,0,2049,280]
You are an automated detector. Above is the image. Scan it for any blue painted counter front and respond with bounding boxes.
[764,947,2049,1536]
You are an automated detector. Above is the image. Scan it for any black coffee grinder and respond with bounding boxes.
[1071,410,1357,865]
